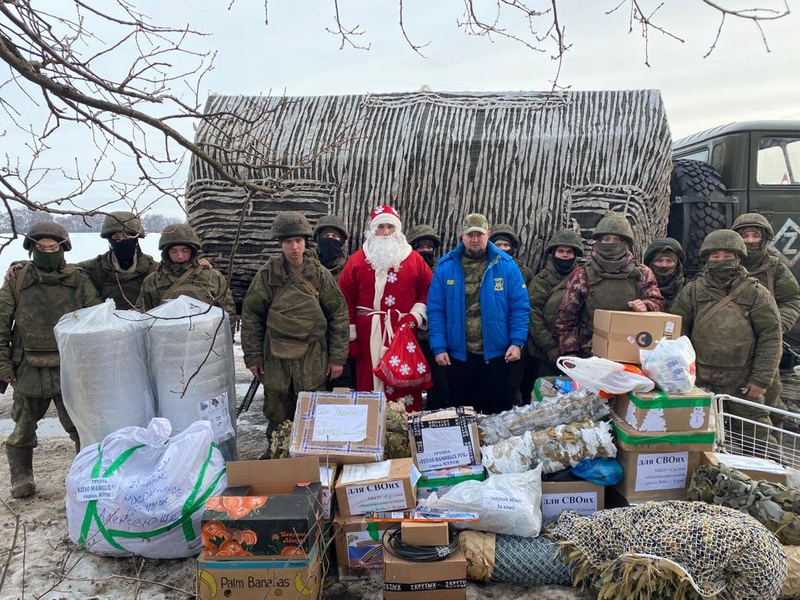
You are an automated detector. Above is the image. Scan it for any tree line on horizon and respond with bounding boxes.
[0,211,184,235]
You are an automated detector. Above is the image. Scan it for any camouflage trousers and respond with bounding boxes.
[7,391,79,449]
[764,372,788,427]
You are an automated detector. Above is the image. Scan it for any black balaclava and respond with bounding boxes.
[552,255,576,275]
[316,237,343,269]
[109,237,139,270]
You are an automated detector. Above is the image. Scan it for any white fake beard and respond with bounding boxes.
[364,231,409,271]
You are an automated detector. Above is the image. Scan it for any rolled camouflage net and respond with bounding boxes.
[478,390,610,446]
[384,400,411,459]
[481,418,616,475]
[269,419,293,459]
[550,501,787,600]
[688,462,800,545]
[782,545,800,599]
[458,530,571,585]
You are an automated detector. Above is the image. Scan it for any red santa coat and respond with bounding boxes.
[338,249,433,407]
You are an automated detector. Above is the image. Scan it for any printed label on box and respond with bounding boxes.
[346,480,408,513]
[481,490,525,512]
[712,453,787,474]
[415,426,472,471]
[76,477,118,501]
[340,461,392,484]
[634,451,689,491]
[541,492,598,520]
[312,404,369,442]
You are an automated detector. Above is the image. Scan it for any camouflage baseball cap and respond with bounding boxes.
[462,213,489,234]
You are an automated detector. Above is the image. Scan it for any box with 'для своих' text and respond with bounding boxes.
[335,458,419,517]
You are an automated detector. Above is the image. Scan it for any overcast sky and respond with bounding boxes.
[5,1,800,218]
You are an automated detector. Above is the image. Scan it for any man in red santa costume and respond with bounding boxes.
[338,205,433,411]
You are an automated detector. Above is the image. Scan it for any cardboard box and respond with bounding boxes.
[320,464,338,521]
[416,465,485,501]
[336,458,419,517]
[700,451,788,485]
[613,446,702,502]
[592,310,681,364]
[333,513,392,580]
[290,391,387,464]
[540,480,605,522]
[400,521,450,547]
[197,545,321,600]
[383,544,466,600]
[532,376,578,402]
[613,387,712,432]
[611,415,716,453]
[201,457,322,559]
[408,408,481,472]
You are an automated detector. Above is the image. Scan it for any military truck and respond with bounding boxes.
[669,121,800,277]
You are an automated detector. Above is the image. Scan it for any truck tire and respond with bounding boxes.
[667,159,734,275]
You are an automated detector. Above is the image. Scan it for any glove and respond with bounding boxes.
[399,313,418,330]
[348,340,360,360]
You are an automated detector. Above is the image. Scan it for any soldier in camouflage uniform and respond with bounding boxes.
[407,224,448,409]
[556,213,664,356]
[732,213,800,423]
[671,230,782,445]
[643,237,686,310]
[0,222,101,498]
[311,215,349,281]
[240,212,349,450]
[490,224,534,287]
[528,230,584,378]
[136,223,236,325]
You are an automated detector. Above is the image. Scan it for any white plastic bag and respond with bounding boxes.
[640,336,697,393]
[557,356,654,395]
[66,418,227,558]
[55,299,155,447]
[419,465,542,537]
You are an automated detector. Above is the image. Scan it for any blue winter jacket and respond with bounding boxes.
[428,241,530,361]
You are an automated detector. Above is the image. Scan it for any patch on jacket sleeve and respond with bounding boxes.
[494,278,504,291]
[447,279,455,285]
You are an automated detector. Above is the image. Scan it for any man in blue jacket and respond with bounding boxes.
[428,213,530,414]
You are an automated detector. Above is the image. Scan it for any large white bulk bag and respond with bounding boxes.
[55,299,154,447]
[66,418,227,558]
[145,296,237,460]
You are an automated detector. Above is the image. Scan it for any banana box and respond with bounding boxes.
[197,545,321,600]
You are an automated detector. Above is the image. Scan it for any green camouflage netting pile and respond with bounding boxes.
[550,500,787,600]
[384,400,411,459]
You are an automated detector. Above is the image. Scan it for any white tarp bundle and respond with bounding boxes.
[66,418,227,558]
[145,296,237,460]
[55,299,154,447]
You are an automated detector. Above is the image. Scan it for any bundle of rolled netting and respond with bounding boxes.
[549,501,787,600]
[477,389,609,446]
[481,418,616,475]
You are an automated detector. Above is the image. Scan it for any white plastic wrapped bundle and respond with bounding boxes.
[55,299,154,447]
[145,296,237,460]
[66,418,227,558]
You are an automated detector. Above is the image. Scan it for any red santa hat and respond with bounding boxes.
[369,205,402,233]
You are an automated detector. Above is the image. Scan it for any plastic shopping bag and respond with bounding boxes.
[556,356,654,395]
[640,335,697,393]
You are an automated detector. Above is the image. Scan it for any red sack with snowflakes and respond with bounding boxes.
[373,323,433,393]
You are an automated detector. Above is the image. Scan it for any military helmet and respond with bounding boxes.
[406,224,441,249]
[643,237,686,267]
[101,211,145,239]
[592,213,634,244]
[271,211,313,241]
[699,229,747,261]
[23,221,72,252]
[313,215,348,242]
[158,223,202,251]
[489,224,521,249]
[731,212,774,240]
[545,229,584,256]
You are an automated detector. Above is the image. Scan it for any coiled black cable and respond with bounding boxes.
[382,524,460,562]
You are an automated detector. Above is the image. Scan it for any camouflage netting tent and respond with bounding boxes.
[186,90,672,307]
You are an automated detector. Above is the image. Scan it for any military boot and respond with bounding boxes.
[6,446,35,499]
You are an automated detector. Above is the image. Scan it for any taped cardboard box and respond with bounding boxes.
[196,545,321,600]
[401,521,450,546]
[700,451,787,485]
[333,512,392,580]
[592,310,681,364]
[336,458,419,517]
[612,415,716,453]
[320,464,339,521]
[383,543,466,600]
[613,387,712,433]
[416,465,485,501]
[408,407,481,472]
[290,391,386,464]
[201,457,321,559]
[541,480,605,522]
